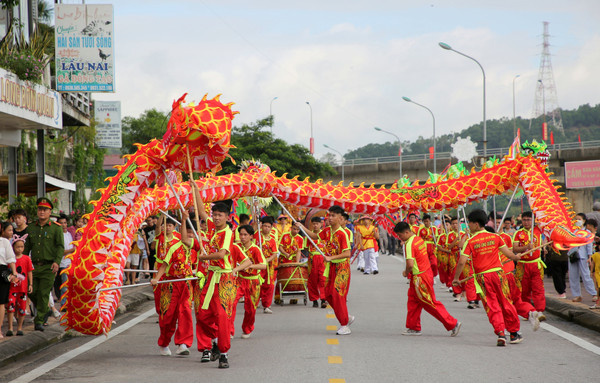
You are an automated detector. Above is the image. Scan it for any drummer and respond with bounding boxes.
[278,224,303,265]
[275,214,291,244]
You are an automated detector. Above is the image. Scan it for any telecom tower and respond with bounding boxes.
[530,21,564,136]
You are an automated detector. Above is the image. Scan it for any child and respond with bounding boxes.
[1,221,13,240]
[255,216,279,314]
[590,243,600,309]
[6,236,34,336]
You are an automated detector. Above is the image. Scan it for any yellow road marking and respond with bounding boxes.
[326,325,337,331]
[326,313,335,319]
[326,338,339,345]
[329,380,346,383]
[328,356,343,364]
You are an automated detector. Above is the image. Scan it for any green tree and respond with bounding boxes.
[220,116,334,180]
[121,108,169,154]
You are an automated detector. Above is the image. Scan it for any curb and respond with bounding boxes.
[544,295,600,333]
[0,287,154,368]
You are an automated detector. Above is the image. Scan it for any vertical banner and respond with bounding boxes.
[55,4,114,92]
[94,101,121,148]
[542,122,548,140]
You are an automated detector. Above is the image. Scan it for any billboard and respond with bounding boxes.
[55,4,114,92]
[94,101,121,148]
[564,160,600,189]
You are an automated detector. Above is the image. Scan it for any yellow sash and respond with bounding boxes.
[201,265,232,310]
[473,267,502,295]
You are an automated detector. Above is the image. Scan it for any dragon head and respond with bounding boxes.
[161,93,238,173]
[521,139,550,167]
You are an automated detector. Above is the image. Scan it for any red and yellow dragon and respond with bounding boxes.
[63,93,593,335]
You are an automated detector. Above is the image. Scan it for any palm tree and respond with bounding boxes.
[37,0,53,25]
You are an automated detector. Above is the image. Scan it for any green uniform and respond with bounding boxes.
[24,220,64,325]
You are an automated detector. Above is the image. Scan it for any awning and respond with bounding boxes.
[0,173,76,197]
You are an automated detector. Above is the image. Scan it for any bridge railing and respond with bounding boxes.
[331,140,600,167]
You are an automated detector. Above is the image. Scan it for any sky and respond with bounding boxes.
[66,0,600,159]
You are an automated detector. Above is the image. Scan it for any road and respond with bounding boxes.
[2,255,600,383]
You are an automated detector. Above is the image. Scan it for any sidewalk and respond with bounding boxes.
[543,273,600,333]
[0,286,154,368]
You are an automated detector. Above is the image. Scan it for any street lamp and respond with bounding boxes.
[323,144,344,181]
[402,96,436,174]
[305,101,314,155]
[439,42,487,157]
[270,96,278,132]
[512,75,520,138]
[374,127,402,181]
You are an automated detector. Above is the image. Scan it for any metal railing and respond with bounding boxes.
[329,140,600,167]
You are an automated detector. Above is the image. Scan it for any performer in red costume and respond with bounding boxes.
[305,216,327,308]
[417,214,438,278]
[255,216,279,314]
[394,222,461,337]
[278,224,303,265]
[299,206,354,335]
[454,209,522,346]
[512,211,546,313]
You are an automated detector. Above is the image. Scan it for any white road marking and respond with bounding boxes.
[390,255,405,263]
[10,308,156,383]
[540,322,600,356]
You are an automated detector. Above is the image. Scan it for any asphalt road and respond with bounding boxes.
[3,255,600,383]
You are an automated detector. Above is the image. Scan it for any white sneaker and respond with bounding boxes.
[401,329,422,336]
[175,344,189,355]
[160,346,172,356]
[348,315,355,326]
[528,311,540,332]
[241,332,251,339]
[52,309,60,318]
[263,307,273,314]
[336,325,351,335]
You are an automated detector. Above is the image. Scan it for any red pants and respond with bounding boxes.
[260,268,277,308]
[325,261,351,326]
[505,273,535,319]
[307,254,326,302]
[426,243,438,277]
[475,271,520,335]
[452,263,478,302]
[436,250,448,285]
[230,277,261,336]
[515,261,546,312]
[157,279,193,348]
[406,269,457,331]
[195,273,236,353]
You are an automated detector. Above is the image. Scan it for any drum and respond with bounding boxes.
[276,263,308,292]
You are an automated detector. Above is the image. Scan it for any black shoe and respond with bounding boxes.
[321,300,328,309]
[312,301,319,308]
[34,324,44,332]
[6,330,13,336]
[373,270,379,275]
[200,350,211,363]
[509,332,523,344]
[210,342,220,361]
[16,330,23,336]
[218,354,229,369]
[496,331,506,347]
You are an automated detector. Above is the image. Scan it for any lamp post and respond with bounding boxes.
[323,144,344,182]
[512,75,520,138]
[402,96,436,174]
[270,96,278,133]
[439,42,487,157]
[305,101,314,155]
[374,127,402,180]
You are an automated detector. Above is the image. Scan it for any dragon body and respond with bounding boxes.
[64,94,593,335]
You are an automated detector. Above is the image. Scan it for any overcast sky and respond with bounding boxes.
[76,0,600,159]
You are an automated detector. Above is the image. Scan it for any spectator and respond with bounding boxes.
[0,230,17,338]
[377,223,388,255]
[5,236,33,336]
[590,243,600,309]
[586,202,600,241]
[12,209,28,237]
[567,219,598,302]
[546,246,569,298]
[67,215,85,242]
[24,197,64,332]
[143,216,157,271]
[55,214,75,308]
[1,221,13,240]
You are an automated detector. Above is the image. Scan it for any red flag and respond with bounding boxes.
[550,131,554,145]
[578,134,581,143]
[428,146,434,159]
[517,128,521,140]
[398,146,402,156]
[542,122,548,140]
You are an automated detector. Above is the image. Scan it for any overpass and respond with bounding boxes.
[323,140,600,213]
